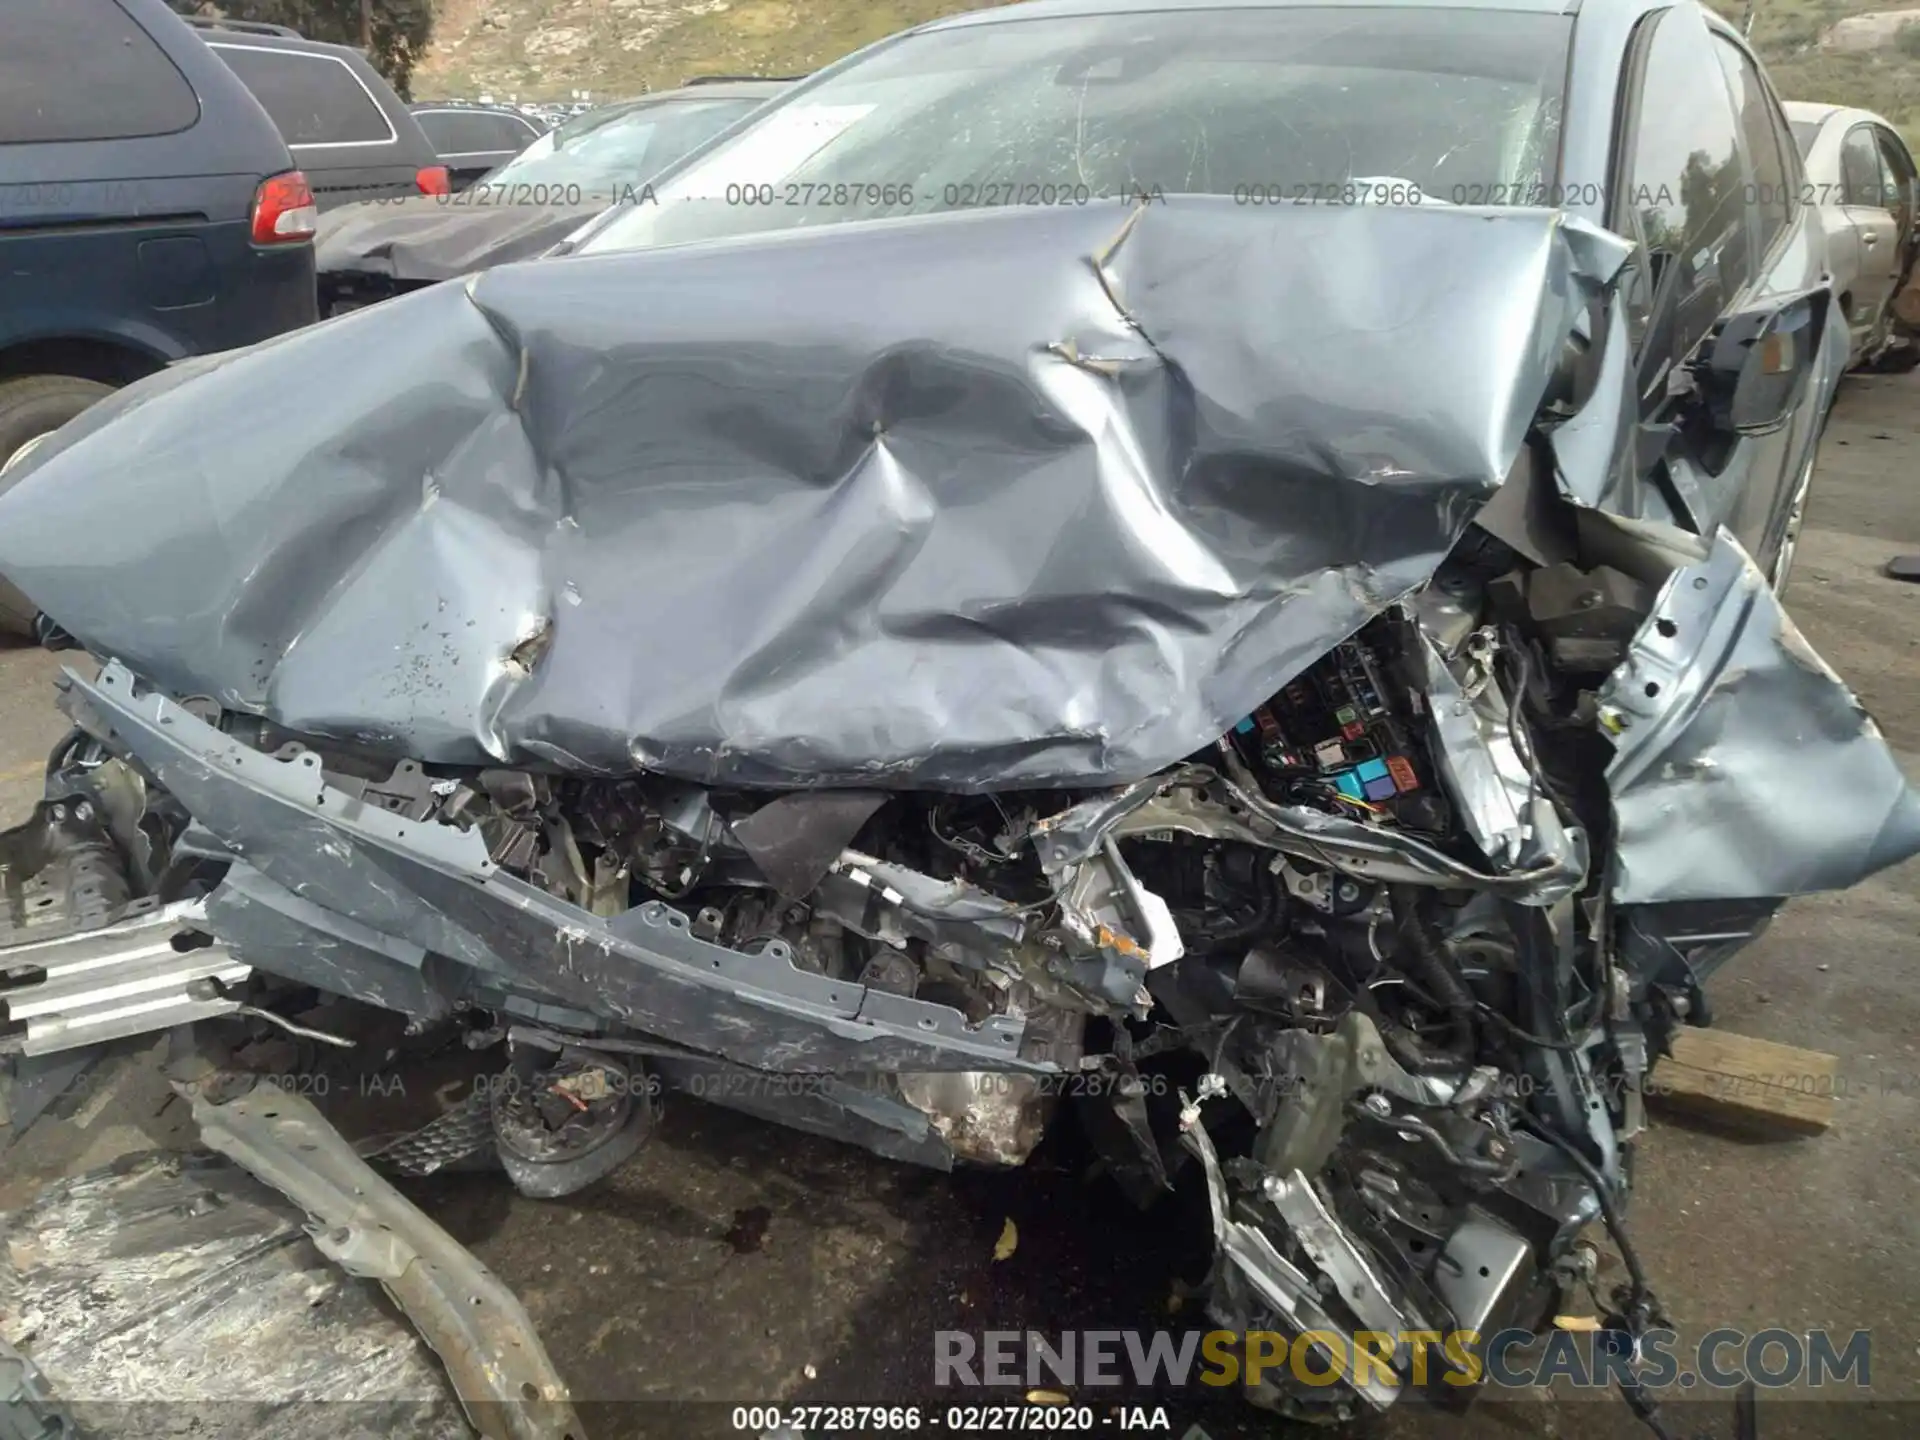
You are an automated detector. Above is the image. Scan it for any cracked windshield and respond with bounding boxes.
[581,7,1571,254]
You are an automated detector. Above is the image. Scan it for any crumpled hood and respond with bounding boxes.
[2,199,1625,788]
[314,193,598,282]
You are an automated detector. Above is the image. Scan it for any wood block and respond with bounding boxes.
[1646,1026,1838,1138]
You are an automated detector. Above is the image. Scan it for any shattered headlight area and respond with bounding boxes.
[3,200,1919,1424]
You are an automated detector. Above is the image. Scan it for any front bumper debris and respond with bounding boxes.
[0,900,248,1057]
[71,661,1048,1079]
[188,1081,582,1440]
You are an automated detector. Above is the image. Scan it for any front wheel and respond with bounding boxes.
[0,374,115,637]
[0,374,113,475]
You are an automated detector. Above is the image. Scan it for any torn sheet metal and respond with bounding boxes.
[1545,297,1649,517]
[1599,528,1920,903]
[1413,627,1577,873]
[315,196,598,286]
[0,201,1628,790]
[73,661,1050,1074]
[1181,1115,1399,1414]
[189,1083,580,1440]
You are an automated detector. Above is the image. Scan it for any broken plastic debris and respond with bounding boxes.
[993,1218,1018,1262]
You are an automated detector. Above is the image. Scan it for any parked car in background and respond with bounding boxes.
[315,79,791,314]
[188,17,450,209]
[1785,100,1920,366]
[409,101,545,191]
[0,0,318,636]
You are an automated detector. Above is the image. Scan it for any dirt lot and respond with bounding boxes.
[2,373,1918,1438]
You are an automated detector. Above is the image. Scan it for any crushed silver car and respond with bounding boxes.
[4,0,1919,1429]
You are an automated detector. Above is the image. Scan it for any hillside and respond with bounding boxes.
[1709,0,1920,141]
[416,0,1920,142]
[413,0,1014,100]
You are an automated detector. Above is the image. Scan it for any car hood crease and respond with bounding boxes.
[0,200,1648,790]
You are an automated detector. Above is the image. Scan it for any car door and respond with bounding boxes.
[414,108,538,191]
[1608,6,1815,564]
[1804,119,1865,353]
[1871,125,1920,329]
[1707,28,1817,560]
[1839,123,1900,332]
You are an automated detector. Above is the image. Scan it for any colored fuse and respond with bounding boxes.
[1352,756,1397,802]
[1341,720,1366,741]
[1354,757,1391,785]
[1333,770,1367,801]
[1386,755,1421,792]
[1334,705,1358,724]
[1234,716,1256,734]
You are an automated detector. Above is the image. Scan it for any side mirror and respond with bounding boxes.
[1697,292,1822,435]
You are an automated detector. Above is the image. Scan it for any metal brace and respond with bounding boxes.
[188,1081,583,1440]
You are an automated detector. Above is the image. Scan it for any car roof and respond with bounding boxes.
[197,28,380,62]
[1783,100,1892,130]
[918,0,1581,30]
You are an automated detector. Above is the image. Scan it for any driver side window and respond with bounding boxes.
[1874,126,1916,233]
[1842,126,1888,208]
[1616,6,1753,399]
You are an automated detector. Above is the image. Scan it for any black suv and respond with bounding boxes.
[191,18,450,209]
[0,0,320,632]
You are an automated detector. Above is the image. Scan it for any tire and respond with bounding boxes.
[0,375,112,475]
[1867,338,1920,374]
[0,579,34,642]
[0,375,115,638]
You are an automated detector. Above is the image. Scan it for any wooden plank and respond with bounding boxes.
[1646,1026,1838,1138]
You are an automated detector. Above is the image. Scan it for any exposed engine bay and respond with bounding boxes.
[10,531,1793,1422]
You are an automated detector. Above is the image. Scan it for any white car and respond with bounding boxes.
[1785,100,1919,365]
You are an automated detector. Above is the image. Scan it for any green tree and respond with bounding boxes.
[170,1,435,99]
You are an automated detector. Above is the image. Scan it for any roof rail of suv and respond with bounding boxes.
[181,15,305,38]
